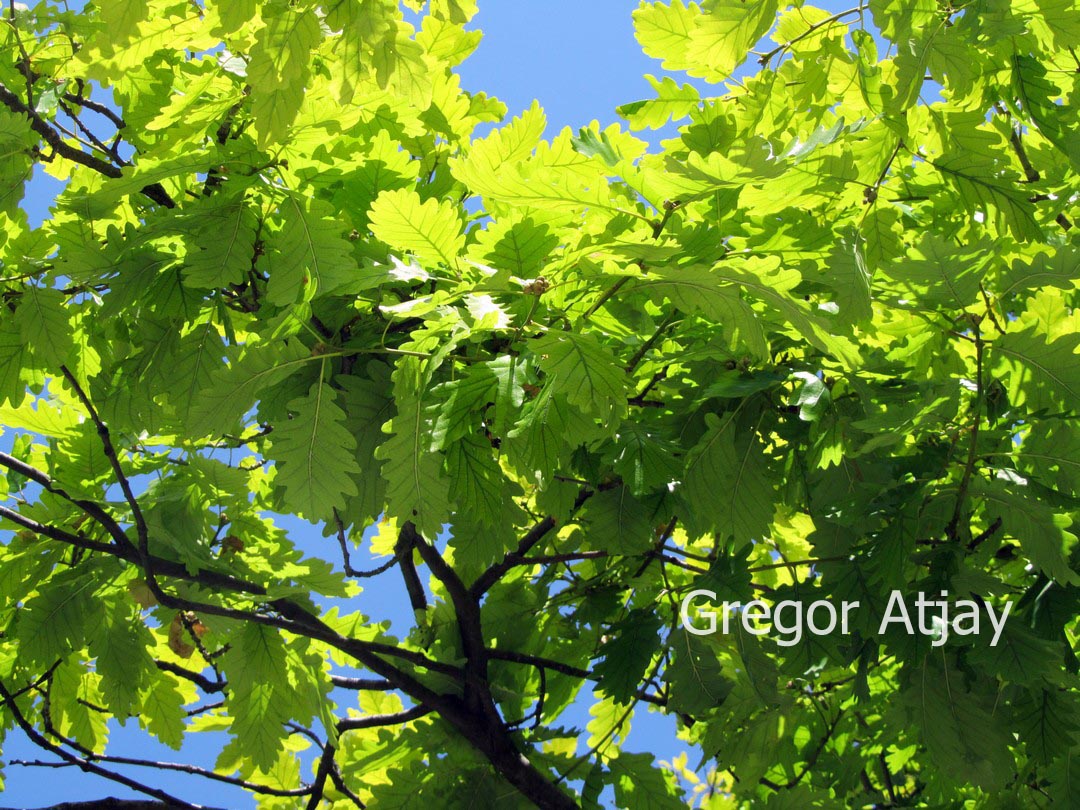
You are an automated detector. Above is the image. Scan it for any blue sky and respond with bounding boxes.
[3,2,856,807]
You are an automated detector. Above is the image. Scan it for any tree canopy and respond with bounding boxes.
[1,0,1080,807]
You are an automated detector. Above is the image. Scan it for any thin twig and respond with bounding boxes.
[0,680,207,809]
[758,6,864,66]
[625,310,679,373]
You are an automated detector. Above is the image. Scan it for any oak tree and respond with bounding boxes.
[1,0,1079,807]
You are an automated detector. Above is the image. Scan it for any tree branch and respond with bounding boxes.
[470,487,595,597]
[337,704,431,733]
[0,84,175,207]
[0,681,207,810]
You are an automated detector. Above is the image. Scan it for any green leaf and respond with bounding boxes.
[901,659,1012,790]
[15,569,97,666]
[369,187,464,269]
[0,319,30,405]
[266,194,358,304]
[532,332,627,422]
[432,0,478,23]
[433,356,525,448]
[1014,687,1080,764]
[161,318,225,429]
[792,372,830,422]
[376,393,451,537]
[1048,747,1080,806]
[372,20,435,110]
[607,423,682,497]
[186,339,311,436]
[468,216,559,277]
[582,485,654,555]
[823,236,873,325]
[91,599,155,717]
[1011,53,1080,173]
[182,195,259,289]
[593,610,663,704]
[617,74,700,130]
[633,1,698,74]
[633,266,767,357]
[998,246,1080,298]
[883,233,989,310]
[571,128,621,168]
[247,4,322,145]
[445,434,521,528]
[687,0,779,81]
[222,624,292,773]
[932,152,1042,241]
[270,381,360,520]
[970,479,1080,586]
[664,628,733,715]
[505,384,601,484]
[681,408,775,543]
[15,286,73,370]
[994,325,1080,414]
[336,367,394,526]
[609,752,686,810]
[140,677,187,750]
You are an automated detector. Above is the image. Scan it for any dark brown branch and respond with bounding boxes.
[7,418,577,809]
[629,365,669,407]
[760,710,844,790]
[0,680,205,810]
[0,451,135,552]
[304,745,336,810]
[333,509,400,578]
[59,366,151,562]
[58,101,119,161]
[336,704,432,733]
[11,751,311,798]
[995,103,1041,183]
[515,550,609,566]
[581,276,630,321]
[63,90,126,129]
[470,487,595,597]
[0,84,174,207]
[756,6,864,65]
[631,515,678,578]
[0,505,122,559]
[408,523,578,809]
[327,765,366,810]
[35,690,310,800]
[0,661,61,704]
[154,660,224,694]
[967,516,1003,551]
[408,523,490,712]
[396,525,429,614]
[487,649,590,680]
[487,649,667,708]
[329,676,394,691]
[0,465,462,682]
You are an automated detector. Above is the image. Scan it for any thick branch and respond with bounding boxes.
[407,523,489,709]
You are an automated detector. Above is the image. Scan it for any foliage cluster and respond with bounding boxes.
[1,0,1079,807]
